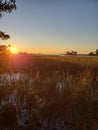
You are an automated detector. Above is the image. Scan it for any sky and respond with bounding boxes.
[0,0,98,54]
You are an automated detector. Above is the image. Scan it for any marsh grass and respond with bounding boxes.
[0,55,98,129]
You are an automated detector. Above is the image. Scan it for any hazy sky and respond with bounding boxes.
[0,0,98,54]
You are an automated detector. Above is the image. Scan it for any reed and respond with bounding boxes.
[0,55,98,129]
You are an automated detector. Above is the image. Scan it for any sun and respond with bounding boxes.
[10,47,18,54]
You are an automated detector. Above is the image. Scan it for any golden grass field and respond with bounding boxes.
[0,55,98,130]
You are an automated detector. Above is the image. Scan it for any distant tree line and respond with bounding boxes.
[65,49,98,56]
[89,49,98,56]
[66,50,78,55]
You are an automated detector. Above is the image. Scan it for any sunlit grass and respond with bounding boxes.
[0,55,98,129]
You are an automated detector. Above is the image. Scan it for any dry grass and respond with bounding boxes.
[0,55,98,130]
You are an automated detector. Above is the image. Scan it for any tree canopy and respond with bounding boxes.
[0,44,10,54]
[88,49,98,56]
[96,49,98,56]
[0,0,16,72]
[66,50,77,55]
[0,0,16,17]
[0,0,16,40]
[0,31,10,40]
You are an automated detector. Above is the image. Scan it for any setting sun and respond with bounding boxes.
[10,47,18,54]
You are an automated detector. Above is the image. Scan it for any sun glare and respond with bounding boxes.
[10,47,18,54]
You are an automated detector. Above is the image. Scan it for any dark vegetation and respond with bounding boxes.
[0,0,16,39]
[89,49,98,56]
[66,51,77,55]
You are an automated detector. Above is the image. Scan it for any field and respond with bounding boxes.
[0,54,98,130]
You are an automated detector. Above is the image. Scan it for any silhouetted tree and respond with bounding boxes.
[0,0,16,39]
[89,52,94,56]
[66,51,71,55]
[0,45,10,72]
[0,0,16,17]
[96,49,98,56]
[0,44,10,54]
[0,0,16,72]
[0,31,10,40]
[89,49,98,56]
[72,50,77,55]
[66,50,77,55]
